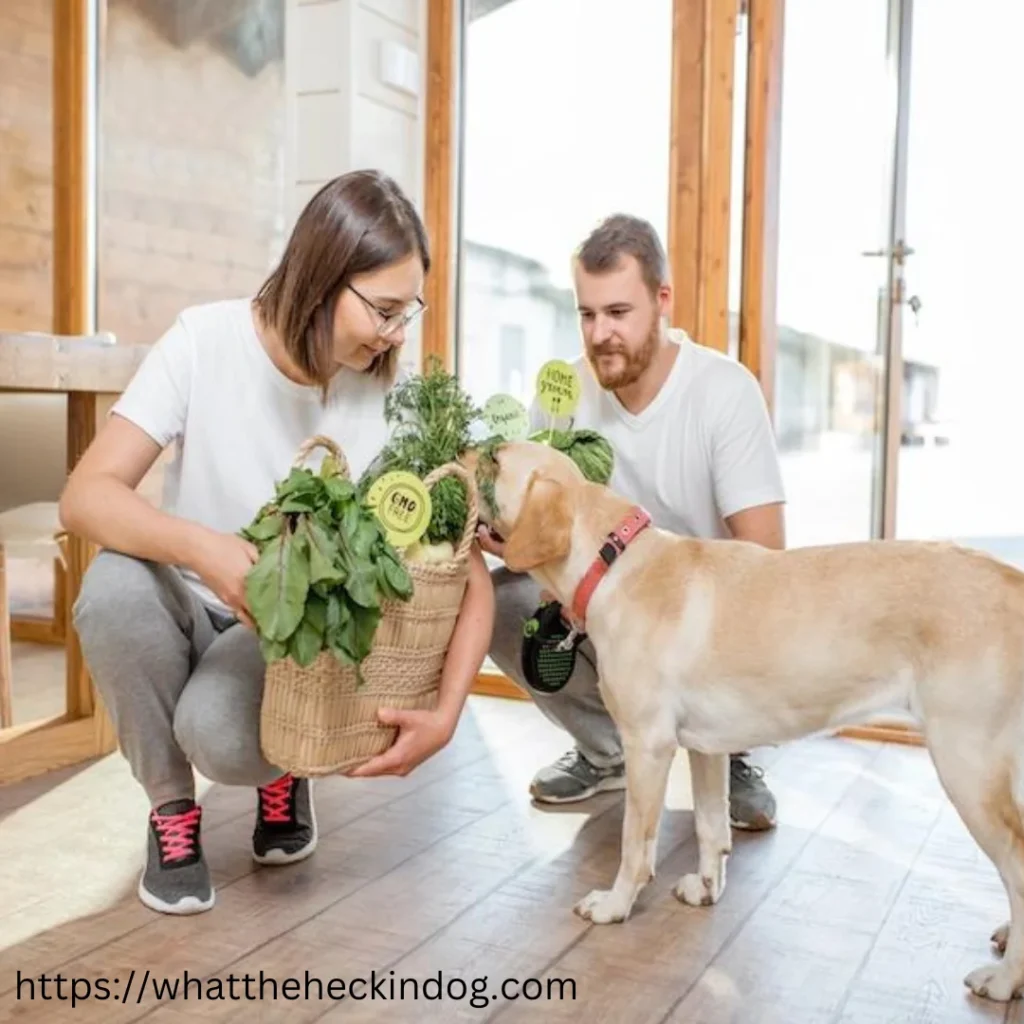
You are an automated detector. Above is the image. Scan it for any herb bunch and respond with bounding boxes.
[241,453,413,684]
[358,357,484,548]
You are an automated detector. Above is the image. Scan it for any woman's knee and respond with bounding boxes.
[173,629,281,787]
[173,696,279,787]
[72,550,162,637]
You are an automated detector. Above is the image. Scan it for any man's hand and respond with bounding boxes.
[345,707,456,778]
[476,525,506,559]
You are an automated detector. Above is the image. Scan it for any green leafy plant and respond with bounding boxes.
[528,428,615,484]
[241,453,413,683]
[358,357,486,560]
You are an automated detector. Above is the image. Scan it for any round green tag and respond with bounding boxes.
[365,471,432,548]
[536,360,581,417]
[482,393,530,440]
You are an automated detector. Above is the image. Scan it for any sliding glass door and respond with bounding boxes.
[771,0,913,549]
[892,2,1024,566]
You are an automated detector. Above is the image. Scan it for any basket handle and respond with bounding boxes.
[423,461,479,563]
[292,435,351,479]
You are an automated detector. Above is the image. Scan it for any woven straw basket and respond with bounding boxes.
[259,436,478,776]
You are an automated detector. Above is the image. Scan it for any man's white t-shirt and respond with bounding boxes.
[531,329,785,539]
[112,297,398,613]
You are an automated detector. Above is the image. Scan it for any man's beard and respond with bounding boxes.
[586,316,659,391]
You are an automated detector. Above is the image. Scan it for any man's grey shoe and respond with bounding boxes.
[139,799,215,915]
[729,755,777,831]
[529,750,626,804]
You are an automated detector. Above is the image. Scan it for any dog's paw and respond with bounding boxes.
[992,923,1010,956]
[965,963,1024,1002]
[674,872,723,907]
[574,889,631,924]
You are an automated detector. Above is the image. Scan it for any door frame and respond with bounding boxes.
[871,0,915,543]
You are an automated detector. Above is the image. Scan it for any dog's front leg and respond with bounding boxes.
[675,751,731,907]
[574,739,675,925]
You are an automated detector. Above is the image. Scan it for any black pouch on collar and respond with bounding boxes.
[520,600,586,694]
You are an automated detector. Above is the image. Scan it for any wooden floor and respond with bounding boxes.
[0,667,1017,1024]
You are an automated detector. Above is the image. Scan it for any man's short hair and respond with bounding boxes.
[574,214,669,297]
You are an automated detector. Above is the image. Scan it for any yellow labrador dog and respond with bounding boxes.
[465,439,1024,1002]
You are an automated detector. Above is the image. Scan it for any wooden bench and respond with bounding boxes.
[0,331,153,785]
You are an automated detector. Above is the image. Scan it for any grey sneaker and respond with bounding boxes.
[252,774,318,865]
[139,799,215,915]
[529,750,626,804]
[729,755,777,831]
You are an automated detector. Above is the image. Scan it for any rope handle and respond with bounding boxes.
[422,462,479,563]
[292,435,351,479]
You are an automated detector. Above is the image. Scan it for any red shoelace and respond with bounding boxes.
[151,805,202,863]
[259,774,295,824]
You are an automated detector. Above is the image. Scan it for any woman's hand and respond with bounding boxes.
[347,545,493,780]
[345,707,455,778]
[187,529,259,627]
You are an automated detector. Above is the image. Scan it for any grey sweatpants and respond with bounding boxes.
[488,566,624,769]
[73,550,284,808]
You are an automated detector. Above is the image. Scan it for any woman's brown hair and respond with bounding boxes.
[253,169,430,392]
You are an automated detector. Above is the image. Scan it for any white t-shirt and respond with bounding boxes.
[112,297,398,612]
[530,329,785,539]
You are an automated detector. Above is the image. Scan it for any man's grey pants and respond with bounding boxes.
[73,550,284,808]
[488,566,624,769]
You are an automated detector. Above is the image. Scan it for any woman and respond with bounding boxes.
[60,170,495,916]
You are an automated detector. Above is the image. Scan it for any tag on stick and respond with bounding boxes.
[482,393,530,440]
[536,360,581,418]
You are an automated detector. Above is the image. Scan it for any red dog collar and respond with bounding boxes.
[570,507,652,624]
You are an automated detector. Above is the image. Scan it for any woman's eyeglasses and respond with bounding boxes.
[349,284,427,338]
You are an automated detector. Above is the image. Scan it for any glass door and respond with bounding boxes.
[893,2,1024,566]
[771,0,913,548]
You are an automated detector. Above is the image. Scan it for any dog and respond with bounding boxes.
[463,438,1024,1002]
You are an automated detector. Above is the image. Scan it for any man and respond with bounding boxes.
[479,213,787,831]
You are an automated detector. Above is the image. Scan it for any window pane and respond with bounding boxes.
[99,0,287,345]
[894,4,1024,567]
[772,0,894,547]
[456,0,673,407]
[0,0,61,516]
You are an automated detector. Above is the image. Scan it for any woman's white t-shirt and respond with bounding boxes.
[111,297,398,612]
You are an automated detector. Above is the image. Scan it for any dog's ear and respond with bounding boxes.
[503,472,573,573]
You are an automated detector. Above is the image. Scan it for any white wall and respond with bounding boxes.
[287,0,428,368]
